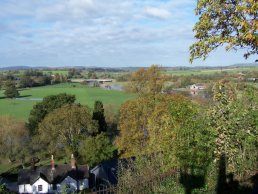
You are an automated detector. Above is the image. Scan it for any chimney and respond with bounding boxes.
[71,154,76,169]
[51,155,55,170]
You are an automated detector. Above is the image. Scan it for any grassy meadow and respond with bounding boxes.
[164,66,258,76]
[42,70,69,75]
[0,83,135,120]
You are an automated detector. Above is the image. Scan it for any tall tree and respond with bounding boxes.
[93,100,107,133]
[125,65,165,96]
[79,133,116,166]
[116,94,213,170]
[27,93,76,136]
[209,80,257,177]
[4,80,19,98]
[0,116,27,163]
[190,0,258,62]
[38,104,98,156]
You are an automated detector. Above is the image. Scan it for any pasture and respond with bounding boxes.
[164,66,258,76]
[0,83,135,120]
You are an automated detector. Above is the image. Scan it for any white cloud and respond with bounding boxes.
[0,0,254,67]
[144,7,171,19]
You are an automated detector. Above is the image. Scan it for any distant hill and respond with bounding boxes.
[0,63,257,71]
[0,66,48,70]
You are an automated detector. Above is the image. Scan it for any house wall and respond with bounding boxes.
[19,184,32,193]
[32,178,50,193]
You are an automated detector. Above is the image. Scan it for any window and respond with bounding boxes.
[38,185,43,191]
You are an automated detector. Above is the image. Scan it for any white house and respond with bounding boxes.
[18,155,89,194]
[190,84,206,91]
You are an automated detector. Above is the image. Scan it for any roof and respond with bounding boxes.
[18,164,89,185]
[91,159,118,185]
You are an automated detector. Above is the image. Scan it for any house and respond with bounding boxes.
[0,176,18,193]
[247,78,258,82]
[90,158,134,189]
[190,84,206,91]
[18,155,89,194]
[90,159,118,188]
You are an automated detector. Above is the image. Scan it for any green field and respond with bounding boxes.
[0,83,135,120]
[164,67,258,76]
[42,70,69,75]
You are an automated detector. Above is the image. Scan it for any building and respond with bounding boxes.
[90,159,118,188]
[18,155,89,194]
[190,84,206,91]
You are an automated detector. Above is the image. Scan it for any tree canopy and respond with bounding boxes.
[92,100,107,133]
[190,0,258,62]
[27,93,76,135]
[38,104,98,155]
[125,65,165,96]
[79,133,116,166]
[4,80,19,98]
[0,116,27,163]
[116,94,212,169]
[209,80,257,176]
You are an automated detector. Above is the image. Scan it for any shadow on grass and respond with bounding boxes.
[0,95,32,99]
[179,155,257,194]
[16,95,32,98]
[216,154,254,194]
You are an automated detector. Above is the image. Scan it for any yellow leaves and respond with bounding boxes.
[190,0,258,62]
[116,93,200,161]
[125,65,165,96]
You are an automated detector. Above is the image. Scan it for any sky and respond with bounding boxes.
[0,0,256,67]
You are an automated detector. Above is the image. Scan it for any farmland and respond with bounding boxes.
[164,66,258,76]
[0,83,135,120]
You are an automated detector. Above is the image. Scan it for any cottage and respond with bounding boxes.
[18,155,89,194]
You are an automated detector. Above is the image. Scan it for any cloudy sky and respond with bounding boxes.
[0,0,256,67]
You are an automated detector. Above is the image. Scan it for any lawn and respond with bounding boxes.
[0,83,135,120]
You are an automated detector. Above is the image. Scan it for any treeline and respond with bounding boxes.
[0,93,117,168]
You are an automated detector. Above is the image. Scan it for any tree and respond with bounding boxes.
[125,65,165,96]
[87,70,97,79]
[68,68,82,78]
[209,80,257,177]
[0,116,27,163]
[4,80,19,98]
[38,104,98,155]
[116,94,213,170]
[190,0,258,62]
[116,96,152,157]
[92,100,107,133]
[27,93,75,136]
[20,76,34,88]
[79,133,116,166]
[116,94,214,193]
[0,80,3,90]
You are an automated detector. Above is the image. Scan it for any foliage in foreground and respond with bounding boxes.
[190,0,258,62]
[117,81,258,193]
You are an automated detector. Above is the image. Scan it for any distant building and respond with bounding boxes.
[18,155,89,194]
[247,78,257,82]
[190,84,206,91]
[85,79,113,84]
